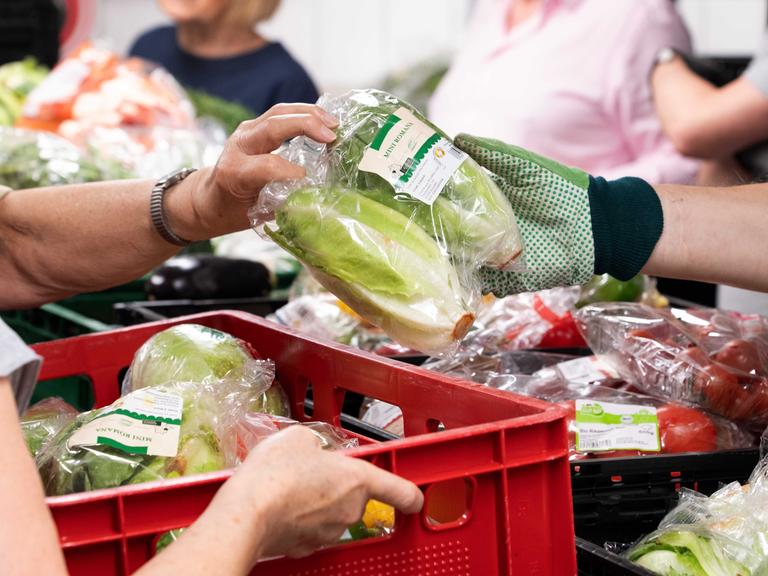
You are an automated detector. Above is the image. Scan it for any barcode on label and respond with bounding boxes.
[447,145,465,160]
[578,439,614,451]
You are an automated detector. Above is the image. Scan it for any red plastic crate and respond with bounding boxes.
[33,311,576,576]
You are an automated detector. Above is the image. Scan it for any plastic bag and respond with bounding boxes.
[468,288,587,351]
[625,457,768,574]
[36,365,272,495]
[267,293,414,356]
[227,412,358,464]
[19,43,221,179]
[0,126,131,189]
[120,323,289,418]
[20,397,78,458]
[423,347,753,459]
[21,43,195,133]
[576,303,768,431]
[251,89,525,354]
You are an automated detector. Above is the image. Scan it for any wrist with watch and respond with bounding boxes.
[150,167,197,247]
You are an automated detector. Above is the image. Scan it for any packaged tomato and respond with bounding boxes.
[576,303,768,432]
[418,349,754,459]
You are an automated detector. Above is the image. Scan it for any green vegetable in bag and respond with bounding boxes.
[327,89,522,269]
[266,186,474,353]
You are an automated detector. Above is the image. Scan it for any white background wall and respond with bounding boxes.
[89,0,768,91]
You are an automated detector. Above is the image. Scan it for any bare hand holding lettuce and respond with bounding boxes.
[253,90,524,354]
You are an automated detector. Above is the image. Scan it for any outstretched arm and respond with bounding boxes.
[0,103,339,309]
[645,182,768,291]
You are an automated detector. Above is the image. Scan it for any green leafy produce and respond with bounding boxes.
[266,186,474,353]
[126,324,254,389]
[577,274,646,307]
[0,58,48,126]
[38,324,288,496]
[20,398,77,457]
[186,88,255,135]
[629,530,750,576]
[37,383,228,496]
[0,127,132,190]
[327,89,522,269]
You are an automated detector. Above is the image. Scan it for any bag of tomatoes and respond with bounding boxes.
[486,357,754,460]
[576,303,768,432]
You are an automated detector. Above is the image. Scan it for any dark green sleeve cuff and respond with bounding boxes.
[587,176,663,281]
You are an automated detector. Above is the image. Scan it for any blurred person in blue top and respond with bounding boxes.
[130,0,319,115]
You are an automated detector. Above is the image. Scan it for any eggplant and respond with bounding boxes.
[146,255,271,300]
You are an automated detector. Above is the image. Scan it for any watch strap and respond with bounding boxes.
[150,168,196,247]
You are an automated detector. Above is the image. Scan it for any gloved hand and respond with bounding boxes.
[454,134,664,297]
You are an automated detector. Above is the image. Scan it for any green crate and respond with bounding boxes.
[58,278,147,324]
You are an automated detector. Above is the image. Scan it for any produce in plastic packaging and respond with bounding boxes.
[122,323,288,418]
[265,186,475,353]
[268,292,413,355]
[18,43,221,178]
[577,274,667,308]
[37,356,277,496]
[421,350,753,459]
[625,455,768,574]
[21,397,78,457]
[253,89,525,353]
[256,89,524,270]
[0,126,131,189]
[575,303,768,431]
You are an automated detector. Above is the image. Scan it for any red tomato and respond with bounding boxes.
[657,403,718,453]
[538,313,587,349]
[714,339,764,376]
[695,364,740,417]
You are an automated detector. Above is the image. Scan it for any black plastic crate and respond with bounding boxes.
[571,448,759,544]
[576,538,653,576]
[113,297,288,325]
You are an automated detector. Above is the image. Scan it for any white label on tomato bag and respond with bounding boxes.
[574,400,660,453]
[358,107,468,205]
[556,356,619,385]
[68,389,183,457]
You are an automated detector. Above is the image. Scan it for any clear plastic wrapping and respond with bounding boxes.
[422,348,753,459]
[20,397,78,458]
[37,324,284,496]
[18,43,222,179]
[251,89,525,354]
[268,293,414,355]
[0,126,130,189]
[576,303,768,431]
[121,323,289,417]
[625,456,768,574]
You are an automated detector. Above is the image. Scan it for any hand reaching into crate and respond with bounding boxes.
[135,425,423,574]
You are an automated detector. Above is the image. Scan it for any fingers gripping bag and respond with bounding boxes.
[252,89,525,354]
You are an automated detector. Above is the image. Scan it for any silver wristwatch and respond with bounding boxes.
[150,167,197,247]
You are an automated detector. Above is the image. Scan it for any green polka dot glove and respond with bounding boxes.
[454,134,663,297]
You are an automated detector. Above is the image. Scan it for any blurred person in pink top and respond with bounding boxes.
[429,0,699,183]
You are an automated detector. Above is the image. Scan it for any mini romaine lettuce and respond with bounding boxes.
[329,89,522,269]
[266,186,474,353]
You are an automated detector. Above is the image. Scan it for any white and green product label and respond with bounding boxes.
[67,389,183,457]
[358,106,468,205]
[574,400,660,453]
